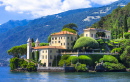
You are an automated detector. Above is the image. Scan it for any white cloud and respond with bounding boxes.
[0,0,118,18]
[91,0,118,5]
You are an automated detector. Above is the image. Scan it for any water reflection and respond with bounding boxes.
[0,67,130,82]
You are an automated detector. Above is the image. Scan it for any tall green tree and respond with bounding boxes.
[62,23,78,31]
[124,15,128,32]
[31,38,34,43]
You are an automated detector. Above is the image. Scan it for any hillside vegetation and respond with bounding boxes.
[91,3,130,39]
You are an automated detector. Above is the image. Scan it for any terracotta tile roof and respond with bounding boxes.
[51,31,77,35]
[32,46,65,49]
[128,30,130,32]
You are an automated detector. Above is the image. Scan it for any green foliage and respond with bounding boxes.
[73,37,99,50]
[75,62,88,72]
[103,62,126,71]
[79,33,84,37]
[35,51,39,62]
[97,39,104,45]
[10,57,28,70]
[61,28,77,34]
[78,55,92,65]
[10,57,19,70]
[31,38,34,43]
[58,55,70,67]
[120,53,130,68]
[26,62,36,72]
[40,42,49,46]
[7,44,27,57]
[99,55,118,64]
[120,46,130,67]
[31,52,35,60]
[52,55,61,66]
[90,3,130,39]
[124,39,130,47]
[58,59,71,67]
[47,33,55,43]
[124,15,128,32]
[124,32,130,39]
[111,48,123,54]
[67,56,78,64]
[62,23,78,31]
[88,54,104,66]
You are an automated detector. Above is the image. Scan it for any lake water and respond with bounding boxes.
[0,67,130,82]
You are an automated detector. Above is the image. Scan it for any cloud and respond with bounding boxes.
[0,0,118,18]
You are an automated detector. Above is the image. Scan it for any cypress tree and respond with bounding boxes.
[35,51,39,62]
[124,15,128,32]
[31,38,34,43]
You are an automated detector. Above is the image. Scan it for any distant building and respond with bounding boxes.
[83,28,111,40]
[27,31,77,67]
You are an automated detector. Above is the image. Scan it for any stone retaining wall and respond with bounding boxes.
[37,67,75,72]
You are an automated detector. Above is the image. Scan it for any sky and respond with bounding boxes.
[0,0,118,24]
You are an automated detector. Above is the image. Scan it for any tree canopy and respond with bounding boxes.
[7,44,27,57]
[62,23,78,31]
[61,28,77,34]
[73,37,99,50]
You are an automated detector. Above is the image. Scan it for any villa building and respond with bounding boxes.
[27,28,111,67]
[83,28,111,40]
[27,31,77,67]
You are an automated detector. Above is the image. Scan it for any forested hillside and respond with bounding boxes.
[91,3,130,39]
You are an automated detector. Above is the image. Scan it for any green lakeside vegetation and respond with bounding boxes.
[7,3,130,72]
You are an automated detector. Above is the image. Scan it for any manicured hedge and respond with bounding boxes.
[99,55,118,64]
[67,56,78,64]
[73,37,99,49]
[78,55,92,65]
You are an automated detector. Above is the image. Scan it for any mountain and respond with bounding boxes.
[0,0,130,59]
[0,20,30,34]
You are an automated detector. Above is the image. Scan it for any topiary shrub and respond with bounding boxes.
[99,55,118,64]
[103,62,126,71]
[75,62,88,72]
[73,37,99,50]
[78,55,92,65]
[67,56,78,64]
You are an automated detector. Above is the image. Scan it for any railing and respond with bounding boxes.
[61,52,118,55]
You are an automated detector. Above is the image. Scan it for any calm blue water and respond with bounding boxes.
[0,67,130,82]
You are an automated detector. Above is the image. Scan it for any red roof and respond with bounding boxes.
[51,31,77,35]
[32,46,65,49]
